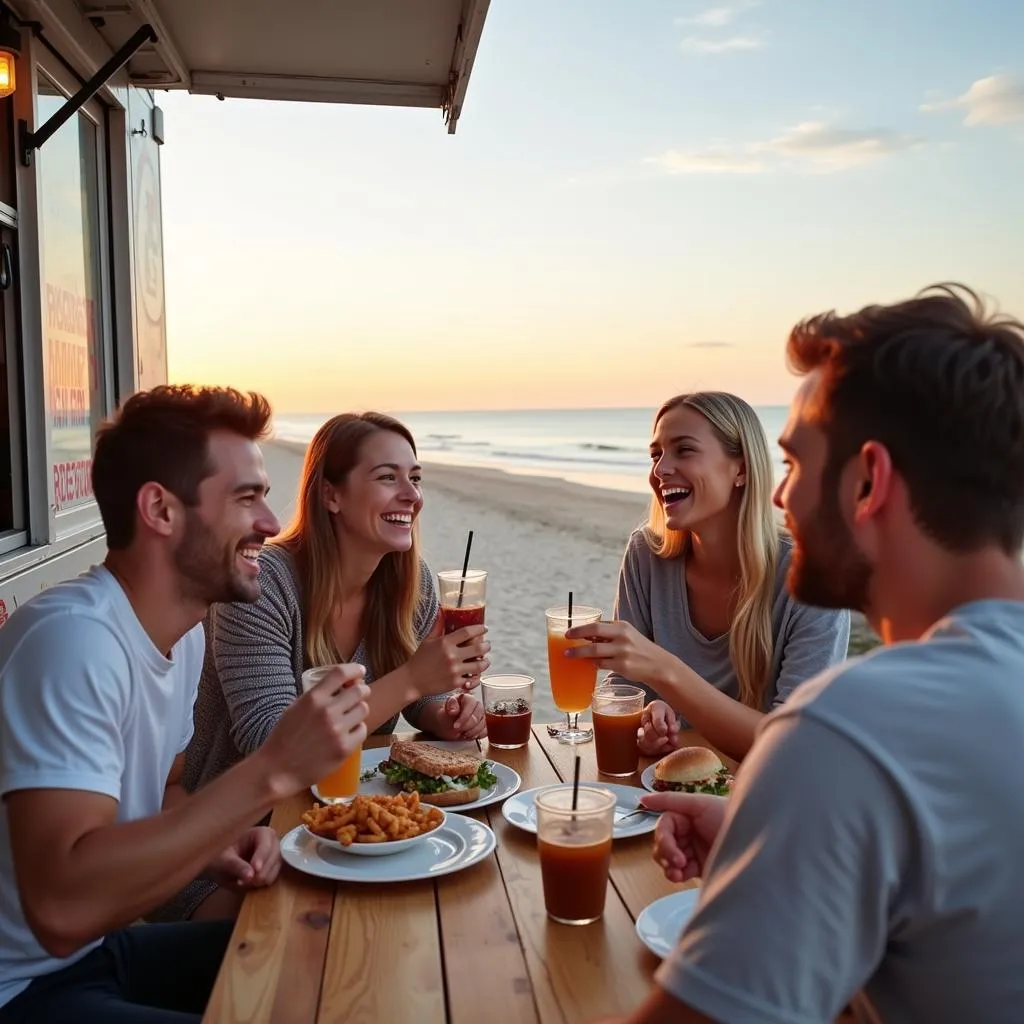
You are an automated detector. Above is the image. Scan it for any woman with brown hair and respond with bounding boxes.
[163,412,488,921]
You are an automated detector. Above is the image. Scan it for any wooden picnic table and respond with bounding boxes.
[203,730,865,1023]
[203,725,728,1024]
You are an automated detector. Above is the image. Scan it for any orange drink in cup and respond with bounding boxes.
[536,786,616,924]
[301,665,363,802]
[545,604,601,744]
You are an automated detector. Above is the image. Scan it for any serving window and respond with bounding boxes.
[0,31,126,579]
[0,77,23,558]
[36,67,111,531]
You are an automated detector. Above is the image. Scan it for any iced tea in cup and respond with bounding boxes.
[437,569,487,634]
[301,665,363,802]
[592,683,645,777]
[481,674,534,749]
[546,605,601,744]
[536,786,616,925]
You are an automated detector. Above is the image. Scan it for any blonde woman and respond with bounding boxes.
[162,412,489,922]
[566,392,849,761]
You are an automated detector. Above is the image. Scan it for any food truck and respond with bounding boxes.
[0,0,489,621]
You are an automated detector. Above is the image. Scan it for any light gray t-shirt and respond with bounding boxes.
[657,599,1024,1023]
[610,529,850,713]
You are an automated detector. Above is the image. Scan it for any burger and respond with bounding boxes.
[369,740,498,807]
[652,746,733,795]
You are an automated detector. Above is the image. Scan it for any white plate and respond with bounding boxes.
[501,783,658,840]
[635,889,701,959]
[300,806,448,857]
[281,814,496,883]
[321,745,521,813]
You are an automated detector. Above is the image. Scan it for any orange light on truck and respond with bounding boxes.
[0,52,14,98]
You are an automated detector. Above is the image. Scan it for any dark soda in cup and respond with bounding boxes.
[481,674,533,749]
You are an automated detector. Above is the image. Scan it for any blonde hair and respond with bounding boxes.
[275,413,422,676]
[644,392,780,709]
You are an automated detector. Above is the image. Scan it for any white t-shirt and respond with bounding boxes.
[0,566,204,1009]
[656,599,1024,1023]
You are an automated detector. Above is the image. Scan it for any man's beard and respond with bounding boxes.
[174,509,260,605]
[787,487,872,614]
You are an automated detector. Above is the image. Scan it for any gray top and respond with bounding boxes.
[609,528,850,715]
[657,599,1024,1023]
[182,544,440,793]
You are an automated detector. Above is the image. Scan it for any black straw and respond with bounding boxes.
[571,753,581,811]
[457,530,474,608]
[567,590,573,629]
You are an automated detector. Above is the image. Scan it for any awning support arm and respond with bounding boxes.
[19,24,157,166]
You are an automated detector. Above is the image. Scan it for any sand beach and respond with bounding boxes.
[262,440,876,726]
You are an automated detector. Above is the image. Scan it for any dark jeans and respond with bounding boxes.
[0,919,232,1023]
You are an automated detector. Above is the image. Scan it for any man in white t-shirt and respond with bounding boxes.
[596,284,1024,1024]
[0,385,371,1023]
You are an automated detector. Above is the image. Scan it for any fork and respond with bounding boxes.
[615,806,658,824]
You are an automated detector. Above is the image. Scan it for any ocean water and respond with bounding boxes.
[273,406,791,494]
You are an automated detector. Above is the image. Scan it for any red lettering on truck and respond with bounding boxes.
[53,459,93,508]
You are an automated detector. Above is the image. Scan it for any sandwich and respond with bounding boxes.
[652,746,733,796]
[369,740,498,807]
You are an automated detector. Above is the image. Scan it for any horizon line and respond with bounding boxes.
[272,402,794,417]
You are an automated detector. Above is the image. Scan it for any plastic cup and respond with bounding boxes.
[437,569,487,633]
[481,674,534,749]
[301,665,362,802]
[592,683,645,777]
[536,786,616,924]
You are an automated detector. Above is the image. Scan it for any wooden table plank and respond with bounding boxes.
[435,821,540,1024]
[204,792,334,1024]
[464,728,653,1022]
[436,739,543,1024]
[312,732,450,1023]
[318,881,445,1023]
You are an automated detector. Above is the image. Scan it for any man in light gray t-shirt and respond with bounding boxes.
[599,284,1024,1024]
[655,599,1024,1023]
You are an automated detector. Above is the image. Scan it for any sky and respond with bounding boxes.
[160,0,1024,413]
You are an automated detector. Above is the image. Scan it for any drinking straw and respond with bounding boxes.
[456,530,474,608]
[571,753,581,811]
[567,590,573,629]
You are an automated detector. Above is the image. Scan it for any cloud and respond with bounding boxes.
[647,146,766,175]
[675,3,753,27]
[920,74,1024,126]
[647,121,921,176]
[755,121,923,170]
[681,35,764,53]
[677,1,764,54]
[687,341,735,349]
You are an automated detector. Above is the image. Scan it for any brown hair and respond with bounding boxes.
[787,282,1024,553]
[645,392,781,709]
[274,413,422,677]
[92,384,273,550]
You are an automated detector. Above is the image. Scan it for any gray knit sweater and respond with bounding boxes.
[181,544,441,794]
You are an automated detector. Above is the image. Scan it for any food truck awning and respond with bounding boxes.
[37,0,491,133]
